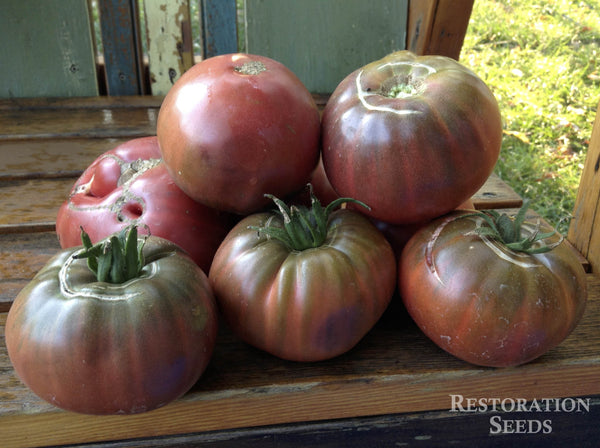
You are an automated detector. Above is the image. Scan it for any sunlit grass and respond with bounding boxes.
[461,0,600,234]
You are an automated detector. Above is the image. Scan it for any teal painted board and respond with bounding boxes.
[99,0,145,95]
[200,0,238,58]
[0,0,98,98]
[244,0,408,93]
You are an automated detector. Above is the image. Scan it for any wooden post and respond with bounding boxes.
[568,102,600,273]
[406,0,438,56]
[407,0,474,60]
[144,0,194,95]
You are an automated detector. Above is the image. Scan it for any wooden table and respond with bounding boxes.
[1,97,598,447]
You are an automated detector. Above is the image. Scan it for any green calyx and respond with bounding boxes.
[251,185,370,251]
[466,200,562,254]
[74,226,147,284]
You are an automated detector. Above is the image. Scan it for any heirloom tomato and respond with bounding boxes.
[399,204,587,367]
[55,136,235,273]
[209,189,396,362]
[5,227,218,415]
[157,53,321,215]
[321,50,502,224]
[373,197,475,257]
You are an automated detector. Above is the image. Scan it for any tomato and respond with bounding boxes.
[373,197,476,257]
[157,53,321,215]
[208,191,396,362]
[56,136,235,273]
[321,50,502,224]
[5,228,218,414]
[399,206,587,367]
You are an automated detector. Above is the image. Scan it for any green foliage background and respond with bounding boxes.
[461,0,600,234]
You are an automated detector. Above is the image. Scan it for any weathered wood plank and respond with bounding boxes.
[0,232,60,312]
[0,138,128,180]
[200,0,238,58]
[144,0,194,95]
[0,107,158,140]
[245,0,408,94]
[0,0,98,98]
[568,102,600,274]
[27,402,598,448]
[98,0,146,95]
[1,274,598,447]
[0,96,164,111]
[471,173,523,210]
[0,178,72,231]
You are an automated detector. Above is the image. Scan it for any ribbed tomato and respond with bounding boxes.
[56,136,235,273]
[399,207,587,367]
[321,50,502,224]
[5,229,218,414]
[209,192,396,362]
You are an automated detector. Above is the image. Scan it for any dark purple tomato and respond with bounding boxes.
[322,50,502,224]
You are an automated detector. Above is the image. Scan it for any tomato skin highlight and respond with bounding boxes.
[209,209,397,362]
[321,50,502,224]
[399,211,587,367]
[5,236,218,415]
[56,136,236,273]
[157,53,321,215]
[87,155,121,198]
